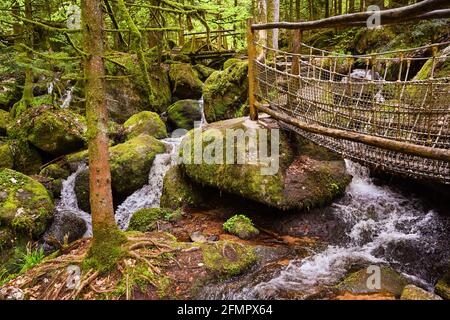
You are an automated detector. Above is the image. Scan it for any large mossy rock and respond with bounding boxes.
[169,63,203,100]
[203,60,248,123]
[123,111,167,140]
[414,45,450,80]
[167,99,202,130]
[0,140,42,175]
[0,168,54,238]
[127,208,182,232]
[8,105,86,156]
[160,165,203,210]
[400,285,442,300]
[68,134,166,200]
[180,117,351,211]
[194,64,216,82]
[0,109,10,135]
[336,266,409,297]
[105,53,172,119]
[0,141,13,169]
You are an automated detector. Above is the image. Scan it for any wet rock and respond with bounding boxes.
[68,134,166,199]
[74,170,90,213]
[167,99,202,130]
[8,105,86,156]
[169,63,203,100]
[223,214,259,240]
[42,210,86,250]
[123,111,167,140]
[180,117,351,211]
[160,165,203,210]
[203,60,248,123]
[400,285,442,300]
[336,266,409,297]
[190,231,207,243]
[0,109,10,135]
[0,168,54,238]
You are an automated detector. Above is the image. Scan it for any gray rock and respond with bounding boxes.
[42,210,86,250]
[190,231,207,243]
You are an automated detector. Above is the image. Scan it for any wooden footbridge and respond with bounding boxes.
[247,0,450,183]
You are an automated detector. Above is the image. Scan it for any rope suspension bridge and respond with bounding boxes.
[247,0,450,184]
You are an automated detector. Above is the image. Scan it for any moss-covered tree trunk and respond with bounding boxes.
[81,0,124,271]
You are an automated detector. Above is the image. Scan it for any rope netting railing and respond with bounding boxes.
[252,40,450,183]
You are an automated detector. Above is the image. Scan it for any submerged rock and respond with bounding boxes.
[169,63,203,100]
[68,134,166,200]
[203,60,248,123]
[180,117,351,211]
[400,285,442,300]
[123,111,167,140]
[8,105,86,156]
[167,99,202,130]
[0,168,54,238]
[223,214,259,240]
[336,266,409,297]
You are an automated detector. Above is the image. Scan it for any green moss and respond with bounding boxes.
[167,100,202,130]
[0,109,10,135]
[223,58,242,70]
[202,241,257,277]
[123,111,167,140]
[83,228,127,273]
[193,64,215,81]
[203,61,248,122]
[39,163,70,180]
[169,63,203,100]
[400,285,442,300]
[0,143,14,169]
[223,214,259,240]
[160,165,203,210]
[127,208,182,232]
[8,139,42,175]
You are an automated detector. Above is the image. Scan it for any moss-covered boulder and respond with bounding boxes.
[223,214,259,240]
[203,61,248,123]
[68,134,166,199]
[223,58,243,70]
[167,99,202,130]
[180,117,351,211]
[0,78,21,111]
[39,163,71,198]
[105,53,172,118]
[160,165,203,209]
[123,111,167,140]
[0,141,13,169]
[5,140,42,175]
[202,241,257,277]
[169,63,203,100]
[127,208,182,232]
[414,45,450,80]
[0,168,54,238]
[194,64,216,82]
[8,105,86,156]
[336,266,409,297]
[0,109,10,135]
[400,285,442,300]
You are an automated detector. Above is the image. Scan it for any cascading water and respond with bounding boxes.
[114,137,183,230]
[55,163,92,237]
[61,86,74,108]
[56,97,207,234]
[199,160,450,299]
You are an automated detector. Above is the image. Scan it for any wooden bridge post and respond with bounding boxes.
[247,18,258,121]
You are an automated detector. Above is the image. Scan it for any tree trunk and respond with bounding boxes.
[81,0,124,271]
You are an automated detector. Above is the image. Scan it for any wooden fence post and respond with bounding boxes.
[247,18,258,121]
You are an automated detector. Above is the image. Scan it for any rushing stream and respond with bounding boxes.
[198,160,450,299]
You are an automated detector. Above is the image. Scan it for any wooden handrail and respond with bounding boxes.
[251,0,450,30]
[256,103,450,162]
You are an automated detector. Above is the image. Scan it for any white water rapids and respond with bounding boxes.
[55,97,207,235]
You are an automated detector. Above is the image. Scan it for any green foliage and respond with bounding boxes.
[223,214,259,240]
[15,244,45,273]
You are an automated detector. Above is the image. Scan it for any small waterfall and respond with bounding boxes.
[199,96,207,126]
[56,163,92,237]
[47,82,54,95]
[61,86,74,108]
[205,160,449,299]
[115,137,182,230]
